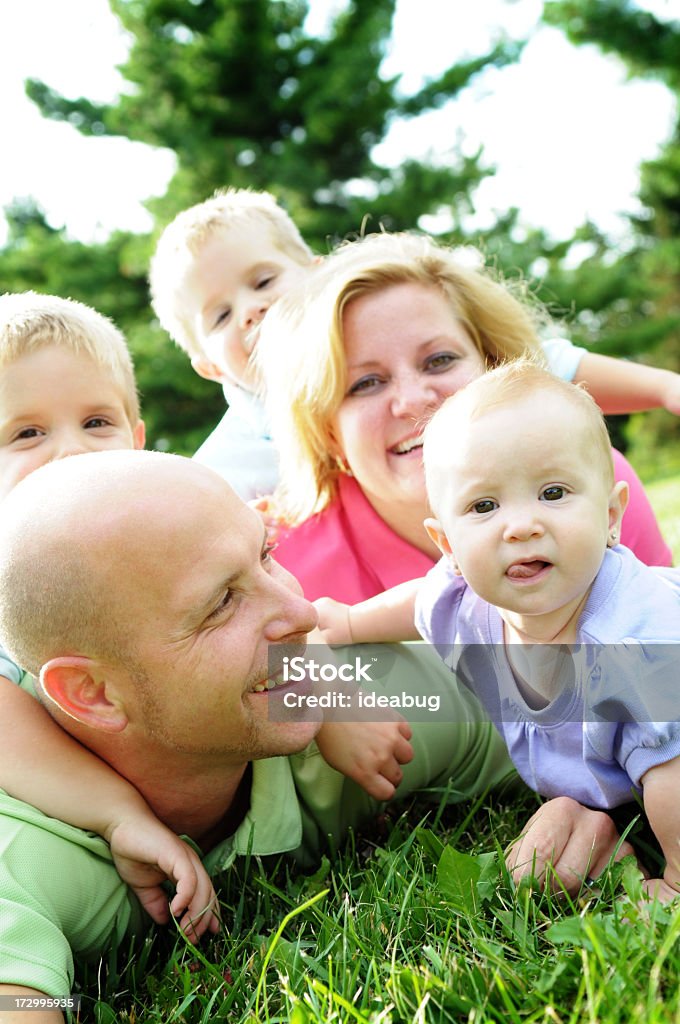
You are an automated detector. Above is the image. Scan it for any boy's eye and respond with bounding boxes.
[541,486,566,502]
[472,499,497,515]
[256,274,276,291]
[13,427,44,441]
[84,417,112,430]
[214,307,232,328]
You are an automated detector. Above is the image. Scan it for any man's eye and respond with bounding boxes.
[207,591,233,621]
[541,486,566,502]
[472,499,497,515]
[262,542,277,564]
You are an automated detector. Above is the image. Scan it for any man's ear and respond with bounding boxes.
[424,517,462,574]
[132,419,146,450]
[190,354,225,384]
[40,657,129,733]
[607,481,629,547]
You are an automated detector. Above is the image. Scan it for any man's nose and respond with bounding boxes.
[263,565,319,643]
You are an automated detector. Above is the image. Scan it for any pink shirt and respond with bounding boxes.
[275,449,672,602]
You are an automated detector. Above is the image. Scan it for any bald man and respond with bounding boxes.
[0,451,631,1022]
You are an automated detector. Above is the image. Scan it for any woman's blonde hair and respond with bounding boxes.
[258,231,549,525]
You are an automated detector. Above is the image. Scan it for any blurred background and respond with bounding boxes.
[1,0,678,538]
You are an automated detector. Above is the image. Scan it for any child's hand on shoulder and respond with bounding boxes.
[107,817,220,942]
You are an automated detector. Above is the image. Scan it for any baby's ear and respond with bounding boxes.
[607,481,629,547]
[40,657,129,733]
[424,517,462,574]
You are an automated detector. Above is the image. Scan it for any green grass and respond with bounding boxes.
[76,791,680,1023]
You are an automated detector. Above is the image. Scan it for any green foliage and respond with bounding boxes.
[75,791,680,1023]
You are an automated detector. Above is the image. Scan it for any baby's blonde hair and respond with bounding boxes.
[0,291,140,425]
[149,187,314,358]
[258,232,548,525]
[424,358,615,518]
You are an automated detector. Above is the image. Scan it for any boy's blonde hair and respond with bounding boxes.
[0,291,140,425]
[258,231,548,525]
[149,188,314,358]
[424,358,615,518]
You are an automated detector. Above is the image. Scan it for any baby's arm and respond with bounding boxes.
[314,578,423,646]
[312,581,421,798]
[575,352,680,416]
[641,755,680,902]
[0,677,219,938]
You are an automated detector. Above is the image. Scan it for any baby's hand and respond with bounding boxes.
[316,716,413,800]
[641,877,680,905]
[107,818,220,942]
[313,597,354,646]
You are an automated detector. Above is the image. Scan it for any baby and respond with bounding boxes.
[316,360,680,901]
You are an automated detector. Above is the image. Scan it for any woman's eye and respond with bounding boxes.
[425,352,458,372]
[348,375,382,396]
[472,499,497,515]
[541,486,566,502]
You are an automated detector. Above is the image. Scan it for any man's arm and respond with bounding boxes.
[0,677,219,938]
[575,352,680,416]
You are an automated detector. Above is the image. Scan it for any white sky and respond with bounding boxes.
[0,0,676,246]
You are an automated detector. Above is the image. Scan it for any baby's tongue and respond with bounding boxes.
[506,560,546,579]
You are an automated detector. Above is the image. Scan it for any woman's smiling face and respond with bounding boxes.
[330,282,486,532]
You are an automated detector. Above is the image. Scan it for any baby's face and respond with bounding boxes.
[178,223,310,391]
[0,346,144,499]
[429,392,620,625]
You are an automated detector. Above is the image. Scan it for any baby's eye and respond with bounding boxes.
[541,486,566,502]
[14,427,43,440]
[84,417,112,430]
[256,274,276,291]
[472,499,497,515]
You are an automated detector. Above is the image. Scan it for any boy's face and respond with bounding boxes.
[178,223,309,391]
[425,391,627,635]
[0,346,145,499]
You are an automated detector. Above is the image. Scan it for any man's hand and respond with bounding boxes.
[316,716,414,800]
[107,818,220,942]
[313,597,354,646]
[505,796,638,894]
